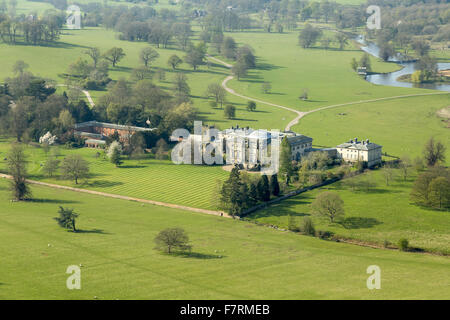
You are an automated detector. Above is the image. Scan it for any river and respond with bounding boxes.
[356,35,450,92]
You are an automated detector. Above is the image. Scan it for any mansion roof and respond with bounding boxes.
[337,139,382,151]
[74,121,156,132]
[286,134,313,145]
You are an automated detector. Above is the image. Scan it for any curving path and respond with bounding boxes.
[56,84,95,107]
[221,75,307,131]
[207,55,449,131]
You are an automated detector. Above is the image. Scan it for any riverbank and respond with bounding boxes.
[397,72,450,85]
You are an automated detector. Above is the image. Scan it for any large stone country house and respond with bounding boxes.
[208,126,382,169]
[336,138,383,168]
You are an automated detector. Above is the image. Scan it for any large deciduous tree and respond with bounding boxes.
[298,24,322,48]
[311,191,345,223]
[167,54,182,70]
[231,59,248,80]
[205,83,226,108]
[140,47,159,67]
[428,177,450,209]
[7,143,31,201]
[104,47,126,67]
[423,137,446,167]
[84,47,101,68]
[60,154,90,184]
[184,42,206,70]
[154,228,191,254]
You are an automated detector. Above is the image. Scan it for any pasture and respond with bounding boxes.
[249,169,450,254]
[296,93,450,161]
[0,26,294,130]
[0,139,228,210]
[225,30,423,113]
[219,30,449,162]
[0,178,449,299]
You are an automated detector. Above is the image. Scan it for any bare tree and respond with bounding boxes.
[423,137,446,167]
[103,47,125,67]
[205,83,226,108]
[84,47,101,68]
[60,154,90,184]
[7,143,31,201]
[399,155,411,181]
[140,47,159,67]
[383,163,395,186]
[311,191,344,223]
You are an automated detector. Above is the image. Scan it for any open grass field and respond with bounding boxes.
[213,30,449,162]
[0,26,294,130]
[14,0,54,14]
[0,178,449,300]
[249,169,450,254]
[1,0,449,301]
[0,138,228,210]
[225,30,425,113]
[295,93,450,160]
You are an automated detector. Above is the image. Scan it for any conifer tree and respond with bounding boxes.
[270,174,280,196]
[248,183,259,207]
[220,165,245,217]
[261,175,271,201]
[279,137,294,185]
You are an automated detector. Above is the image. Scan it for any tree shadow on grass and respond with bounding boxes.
[198,118,229,124]
[302,99,328,103]
[249,195,314,219]
[25,198,80,204]
[231,118,258,122]
[75,229,111,235]
[354,188,402,195]
[240,77,264,84]
[256,62,284,71]
[10,41,91,50]
[119,165,146,169]
[248,109,270,114]
[114,66,132,73]
[206,62,231,70]
[82,180,124,188]
[407,247,425,253]
[183,68,229,76]
[172,252,225,259]
[338,217,383,230]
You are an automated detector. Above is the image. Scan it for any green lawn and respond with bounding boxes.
[0,139,228,210]
[0,178,449,300]
[295,94,450,160]
[225,30,424,113]
[0,27,293,130]
[14,0,54,14]
[249,169,450,254]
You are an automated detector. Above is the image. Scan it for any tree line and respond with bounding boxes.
[0,9,64,45]
[410,137,449,210]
